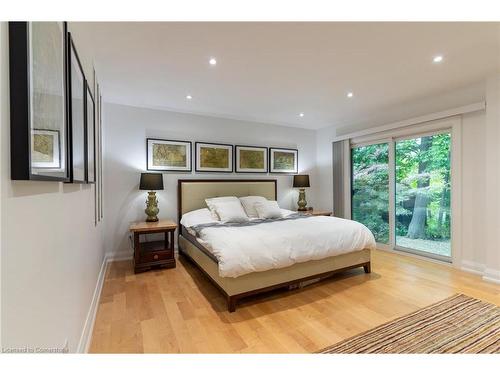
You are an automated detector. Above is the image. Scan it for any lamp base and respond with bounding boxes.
[297,188,308,211]
[145,191,159,222]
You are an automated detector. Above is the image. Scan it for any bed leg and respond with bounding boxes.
[228,296,237,313]
[363,262,371,274]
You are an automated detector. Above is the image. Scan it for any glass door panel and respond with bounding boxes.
[351,143,390,244]
[395,133,451,258]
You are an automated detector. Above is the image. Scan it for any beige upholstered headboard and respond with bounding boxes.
[178,179,277,222]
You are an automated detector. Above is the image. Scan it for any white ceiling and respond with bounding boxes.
[71,22,500,130]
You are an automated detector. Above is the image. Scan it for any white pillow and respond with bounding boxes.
[180,208,218,228]
[254,200,283,219]
[205,196,239,220]
[239,196,268,218]
[214,200,249,223]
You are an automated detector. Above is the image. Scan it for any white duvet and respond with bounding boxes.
[193,216,376,278]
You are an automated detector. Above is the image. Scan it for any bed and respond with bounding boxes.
[177,179,373,312]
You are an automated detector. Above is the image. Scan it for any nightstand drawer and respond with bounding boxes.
[140,249,173,263]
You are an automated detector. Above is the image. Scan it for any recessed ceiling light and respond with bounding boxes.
[433,55,443,63]
[347,92,354,98]
[209,57,217,65]
[299,112,305,117]
[186,95,192,100]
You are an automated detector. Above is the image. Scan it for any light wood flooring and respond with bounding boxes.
[89,249,500,353]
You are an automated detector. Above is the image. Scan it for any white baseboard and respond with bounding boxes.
[483,268,500,284]
[460,260,500,284]
[106,250,133,261]
[460,260,485,275]
[76,254,109,353]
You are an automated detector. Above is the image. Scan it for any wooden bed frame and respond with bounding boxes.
[177,179,371,312]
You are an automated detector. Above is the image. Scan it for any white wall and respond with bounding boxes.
[460,111,487,273]
[0,22,105,352]
[315,125,336,211]
[483,75,500,283]
[103,102,318,258]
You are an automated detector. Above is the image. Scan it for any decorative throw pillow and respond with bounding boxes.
[214,200,250,223]
[254,200,283,219]
[239,196,268,218]
[205,196,240,220]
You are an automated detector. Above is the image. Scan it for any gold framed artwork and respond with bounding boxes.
[195,142,233,172]
[31,129,61,169]
[147,138,192,172]
[235,145,268,173]
[269,147,298,174]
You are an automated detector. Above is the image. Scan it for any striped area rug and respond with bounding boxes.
[319,294,500,353]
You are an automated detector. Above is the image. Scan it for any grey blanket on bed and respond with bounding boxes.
[190,213,309,237]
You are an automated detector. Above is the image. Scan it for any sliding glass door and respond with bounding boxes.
[395,133,451,259]
[351,131,452,261]
[351,143,390,244]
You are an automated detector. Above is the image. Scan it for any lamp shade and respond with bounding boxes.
[293,174,310,188]
[139,173,164,190]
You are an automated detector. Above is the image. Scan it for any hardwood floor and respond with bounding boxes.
[89,249,500,353]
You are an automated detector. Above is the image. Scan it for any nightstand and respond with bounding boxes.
[129,220,177,273]
[298,210,333,217]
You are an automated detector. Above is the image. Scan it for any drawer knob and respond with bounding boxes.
[153,254,159,260]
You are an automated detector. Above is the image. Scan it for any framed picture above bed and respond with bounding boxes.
[195,142,233,173]
[235,145,268,173]
[9,22,70,181]
[147,138,192,172]
[269,147,298,174]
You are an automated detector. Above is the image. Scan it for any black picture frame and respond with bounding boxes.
[98,93,103,219]
[269,147,299,174]
[9,21,70,181]
[85,82,96,184]
[146,138,192,172]
[195,142,234,173]
[67,32,86,183]
[235,145,268,173]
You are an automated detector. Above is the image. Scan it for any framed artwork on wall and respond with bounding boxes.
[67,33,86,183]
[235,145,268,173]
[93,75,104,222]
[31,129,61,169]
[9,21,70,181]
[147,138,192,172]
[195,142,233,173]
[99,93,103,220]
[85,84,96,183]
[269,147,298,174]
[93,71,100,225]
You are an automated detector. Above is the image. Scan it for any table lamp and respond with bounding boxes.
[293,174,310,211]
[139,173,164,222]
